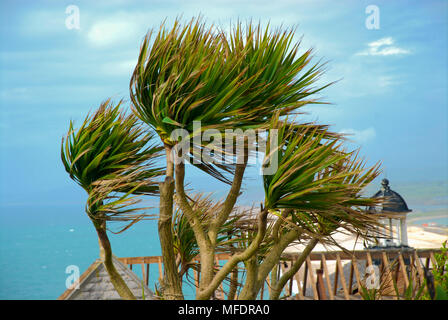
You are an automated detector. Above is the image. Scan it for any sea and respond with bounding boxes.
[0,189,447,300]
[0,204,169,300]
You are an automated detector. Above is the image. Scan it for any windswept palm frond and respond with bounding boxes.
[61,99,164,225]
[130,18,332,184]
[224,21,333,123]
[262,115,382,242]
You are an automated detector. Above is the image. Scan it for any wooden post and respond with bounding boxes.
[302,261,308,296]
[289,260,294,296]
[333,259,339,297]
[398,252,409,288]
[316,269,327,300]
[351,257,362,294]
[336,253,350,300]
[293,268,305,300]
[306,257,319,300]
[413,251,425,284]
[429,252,437,268]
[381,251,396,297]
[321,254,334,300]
[348,263,354,294]
[146,264,150,286]
[141,263,146,286]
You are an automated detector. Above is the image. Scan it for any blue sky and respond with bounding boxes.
[0,0,447,207]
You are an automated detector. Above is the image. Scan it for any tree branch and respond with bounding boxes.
[270,237,319,300]
[208,143,248,245]
[196,208,269,300]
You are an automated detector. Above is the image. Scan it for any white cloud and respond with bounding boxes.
[368,37,394,48]
[339,127,376,143]
[357,37,410,56]
[87,20,139,46]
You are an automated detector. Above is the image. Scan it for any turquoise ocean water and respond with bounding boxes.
[0,204,175,300]
[0,201,446,300]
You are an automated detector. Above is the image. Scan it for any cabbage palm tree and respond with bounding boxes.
[60,17,383,301]
[129,17,334,299]
[237,116,382,299]
[61,99,163,299]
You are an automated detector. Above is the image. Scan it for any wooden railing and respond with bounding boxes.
[118,248,445,300]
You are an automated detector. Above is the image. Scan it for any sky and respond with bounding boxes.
[0,0,447,208]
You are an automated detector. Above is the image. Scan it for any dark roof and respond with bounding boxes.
[58,256,155,300]
[369,178,412,214]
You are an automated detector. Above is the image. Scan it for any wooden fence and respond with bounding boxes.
[118,248,445,300]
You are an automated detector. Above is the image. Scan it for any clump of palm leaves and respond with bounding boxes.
[61,99,163,222]
[263,115,382,240]
[60,99,163,299]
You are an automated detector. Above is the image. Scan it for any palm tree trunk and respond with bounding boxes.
[95,223,137,300]
[158,175,184,299]
[238,256,259,300]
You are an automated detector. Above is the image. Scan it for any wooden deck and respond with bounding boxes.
[118,248,445,300]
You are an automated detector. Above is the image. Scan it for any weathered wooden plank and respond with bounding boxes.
[321,254,334,300]
[119,249,442,266]
[118,256,162,264]
[141,263,146,285]
[398,252,409,288]
[333,259,339,297]
[429,252,437,268]
[336,253,350,300]
[146,264,150,285]
[366,251,374,269]
[306,257,319,300]
[413,251,425,284]
[293,266,305,300]
[302,261,308,295]
[348,263,354,294]
[351,256,362,294]
[316,269,327,300]
[381,251,395,294]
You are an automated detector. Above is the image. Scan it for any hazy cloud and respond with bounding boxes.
[356,37,411,56]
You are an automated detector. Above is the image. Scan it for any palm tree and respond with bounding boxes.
[61,99,163,299]
[237,115,382,299]
[129,17,346,300]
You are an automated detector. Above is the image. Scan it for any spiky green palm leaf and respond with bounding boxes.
[130,18,332,183]
[224,21,332,122]
[262,115,382,241]
[61,99,164,224]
